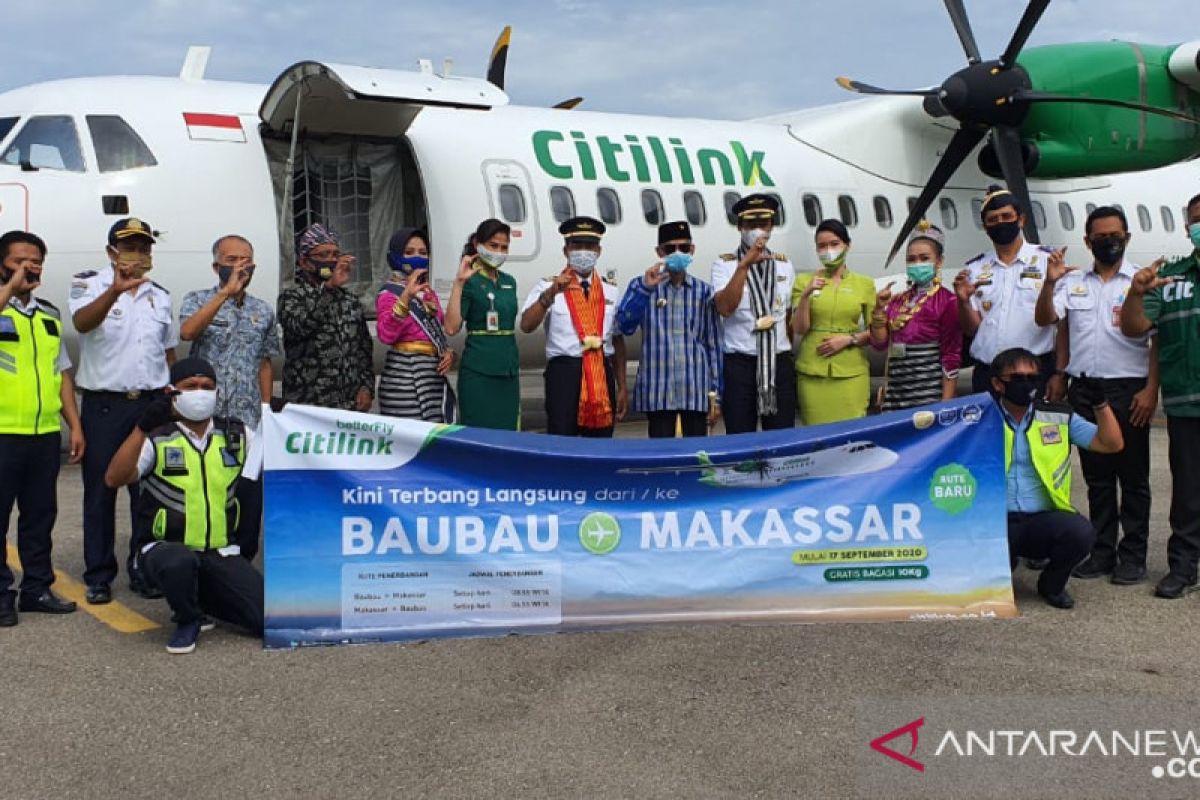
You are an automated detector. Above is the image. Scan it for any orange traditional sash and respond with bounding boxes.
[561,269,612,429]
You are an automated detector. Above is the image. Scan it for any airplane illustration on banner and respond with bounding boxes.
[619,441,900,488]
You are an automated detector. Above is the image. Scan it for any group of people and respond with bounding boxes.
[1,183,1199,650]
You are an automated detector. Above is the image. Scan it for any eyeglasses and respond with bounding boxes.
[985,213,1020,226]
[1088,234,1127,244]
[660,243,694,254]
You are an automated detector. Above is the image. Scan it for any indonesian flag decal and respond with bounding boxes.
[183,112,245,143]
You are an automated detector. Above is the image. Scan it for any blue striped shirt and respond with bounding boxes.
[616,274,723,413]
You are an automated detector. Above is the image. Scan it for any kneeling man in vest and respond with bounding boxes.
[106,357,263,653]
[993,347,1124,609]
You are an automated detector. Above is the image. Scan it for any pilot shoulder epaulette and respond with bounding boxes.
[150,280,169,293]
[73,269,98,280]
[964,252,985,265]
[718,253,736,261]
[772,252,788,261]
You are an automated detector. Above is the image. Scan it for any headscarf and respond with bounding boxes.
[296,223,340,262]
[385,227,429,275]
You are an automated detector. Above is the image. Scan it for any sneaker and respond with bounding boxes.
[1110,562,1147,586]
[1154,573,1198,600]
[1072,556,1114,580]
[199,615,216,633]
[166,621,201,654]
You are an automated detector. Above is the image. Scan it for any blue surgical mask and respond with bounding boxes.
[664,252,692,273]
[1189,221,1200,250]
[906,264,936,286]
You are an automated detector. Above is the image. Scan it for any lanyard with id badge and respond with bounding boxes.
[485,291,499,332]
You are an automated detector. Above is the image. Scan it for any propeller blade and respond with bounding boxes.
[1013,89,1200,125]
[991,124,1039,244]
[885,126,987,265]
[942,0,982,65]
[999,0,1051,68]
[553,97,584,110]
[835,76,936,97]
[487,25,512,89]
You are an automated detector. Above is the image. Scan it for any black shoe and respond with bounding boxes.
[0,591,16,627]
[1154,573,1198,599]
[1072,556,1114,580]
[1025,557,1051,571]
[1038,588,1075,609]
[1111,562,1147,586]
[86,585,112,605]
[18,590,77,614]
[129,580,164,600]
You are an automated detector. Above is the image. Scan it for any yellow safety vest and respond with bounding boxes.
[1003,403,1074,513]
[138,422,246,551]
[0,299,63,435]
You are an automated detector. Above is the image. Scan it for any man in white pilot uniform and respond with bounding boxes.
[954,186,1066,399]
[712,193,795,434]
[68,217,177,605]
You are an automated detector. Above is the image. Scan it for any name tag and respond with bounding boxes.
[162,447,188,475]
[1040,427,1062,445]
[1019,271,1042,281]
[486,310,499,331]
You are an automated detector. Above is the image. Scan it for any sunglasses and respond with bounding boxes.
[660,243,694,254]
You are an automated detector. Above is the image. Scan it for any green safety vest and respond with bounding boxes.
[138,421,246,551]
[1003,402,1074,513]
[0,299,63,435]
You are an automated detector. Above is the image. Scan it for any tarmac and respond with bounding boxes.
[3,413,1199,799]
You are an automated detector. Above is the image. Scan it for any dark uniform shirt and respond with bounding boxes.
[277,282,374,409]
[1143,252,1200,417]
[460,269,519,377]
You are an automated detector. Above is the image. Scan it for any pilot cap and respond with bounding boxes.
[108,217,156,246]
[731,194,778,222]
[559,216,606,243]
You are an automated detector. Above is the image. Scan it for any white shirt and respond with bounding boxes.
[137,419,261,480]
[1052,260,1151,379]
[965,242,1057,364]
[521,276,620,358]
[7,296,72,372]
[68,266,178,392]
[711,254,794,355]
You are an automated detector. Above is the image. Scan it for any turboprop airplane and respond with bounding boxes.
[0,0,1198,369]
[619,441,900,488]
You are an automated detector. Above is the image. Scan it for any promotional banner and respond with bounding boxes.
[263,394,1015,649]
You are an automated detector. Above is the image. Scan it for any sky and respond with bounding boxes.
[0,0,1193,119]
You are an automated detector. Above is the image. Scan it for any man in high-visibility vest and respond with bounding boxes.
[105,357,263,654]
[993,347,1123,609]
[0,230,85,627]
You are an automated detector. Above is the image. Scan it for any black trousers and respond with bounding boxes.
[139,542,264,634]
[0,433,61,597]
[234,477,263,562]
[81,391,156,588]
[1068,377,1151,568]
[722,353,797,434]
[1008,511,1095,596]
[1166,416,1200,580]
[544,356,616,438]
[972,351,1056,394]
[646,411,708,438]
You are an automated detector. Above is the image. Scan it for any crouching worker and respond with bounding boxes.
[105,357,263,653]
[993,347,1123,609]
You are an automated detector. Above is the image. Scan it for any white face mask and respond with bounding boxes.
[477,247,507,269]
[568,250,598,275]
[173,389,217,422]
[818,247,846,267]
[741,228,768,248]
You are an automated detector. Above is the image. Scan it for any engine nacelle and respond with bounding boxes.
[1168,40,1200,92]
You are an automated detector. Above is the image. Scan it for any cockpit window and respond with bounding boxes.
[87,115,157,172]
[0,117,19,145]
[1,115,85,172]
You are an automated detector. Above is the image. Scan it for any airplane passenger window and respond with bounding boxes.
[765,193,786,226]
[87,115,158,172]
[1058,202,1075,231]
[683,190,706,225]
[1,115,85,172]
[641,189,664,225]
[837,195,858,227]
[1085,203,1097,216]
[0,117,18,145]
[497,184,527,224]
[597,188,622,225]
[1031,201,1047,230]
[906,197,918,214]
[1112,203,1125,216]
[970,198,983,229]
[873,196,893,228]
[802,194,822,227]
[939,198,958,230]
[1161,206,1176,233]
[723,192,741,224]
[549,186,575,223]
[1137,204,1152,232]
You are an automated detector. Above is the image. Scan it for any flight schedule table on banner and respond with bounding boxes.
[261,396,1015,649]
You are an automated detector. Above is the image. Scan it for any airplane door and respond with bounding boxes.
[0,183,29,231]
[481,160,540,261]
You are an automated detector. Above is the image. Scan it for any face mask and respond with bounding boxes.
[741,228,768,249]
[1089,237,1126,266]
[568,250,597,275]
[308,258,337,279]
[395,255,429,274]
[477,247,507,269]
[818,248,846,268]
[115,251,153,277]
[985,220,1022,246]
[906,264,936,286]
[1188,221,1200,250]
[997,375,1039,407]
[664,252,692,273]
[173,389,217,422]
[217,265,255,286]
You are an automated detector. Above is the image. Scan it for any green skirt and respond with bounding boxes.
[457,366,520,430]
[796,373,869,426]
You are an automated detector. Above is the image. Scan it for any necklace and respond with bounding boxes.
[889,280,940,332]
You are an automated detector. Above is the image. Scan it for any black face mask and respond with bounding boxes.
[997,375,1039,406]
[1090,237,1127,266]
[985,220,1022,246]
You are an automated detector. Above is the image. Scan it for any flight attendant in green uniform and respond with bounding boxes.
[445,219,520,429]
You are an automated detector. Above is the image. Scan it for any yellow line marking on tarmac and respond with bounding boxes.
[6,544,159,633]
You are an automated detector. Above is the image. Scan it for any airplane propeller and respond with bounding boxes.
[486,26,585,110]
[835,0,1200,265]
